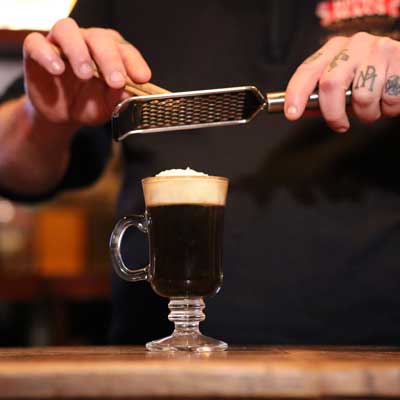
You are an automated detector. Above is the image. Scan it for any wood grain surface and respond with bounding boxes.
[0,346,399,398]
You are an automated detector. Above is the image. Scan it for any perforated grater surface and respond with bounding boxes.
[112,86,352,141]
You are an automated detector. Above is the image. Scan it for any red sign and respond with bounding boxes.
[316,0,400,26]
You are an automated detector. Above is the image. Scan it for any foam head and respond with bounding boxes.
[142,169,229,206]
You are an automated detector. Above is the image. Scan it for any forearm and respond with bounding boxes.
[0,95,78,196]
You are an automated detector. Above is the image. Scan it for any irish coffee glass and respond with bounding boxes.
[110,175,229,352]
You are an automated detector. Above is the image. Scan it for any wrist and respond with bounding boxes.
[0,96,76,195]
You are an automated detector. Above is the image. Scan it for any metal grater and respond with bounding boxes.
[112,86,352,141]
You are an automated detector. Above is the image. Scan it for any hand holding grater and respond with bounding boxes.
[112,86,352,141]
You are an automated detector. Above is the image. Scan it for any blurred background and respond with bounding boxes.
[0,0,117,346]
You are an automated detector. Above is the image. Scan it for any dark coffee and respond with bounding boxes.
[147,204,224,298]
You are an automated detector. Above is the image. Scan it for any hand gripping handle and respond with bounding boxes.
[266,89,352,113]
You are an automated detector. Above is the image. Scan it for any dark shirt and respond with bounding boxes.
[3,0,400,345]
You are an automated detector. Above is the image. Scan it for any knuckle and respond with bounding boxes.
[319,77,343,94]
[327,35,347,46]
[321,109,346,125]
[119,40,135,52]
[352,90,376,106]
[382,104,400,117]
[22,33,47,61]
[73,55,91,65]
[84,30,94,41]
[354,107,381,123]
[324,114,346,127]
[23,32,40,49]
[362,116,379,124]
[382,93,400,107]
[363,113,381,123]
[85,27,105,40]
[63,17,77,25]
[351,31,372,42]
[325,115,342,124]
[52,17,76,31]
[107,28,121,38]
[373,36,397,53]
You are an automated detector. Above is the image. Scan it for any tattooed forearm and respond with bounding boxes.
[328,49,349,71]
[385,75,400,96]
[304,52,323,64]
[354,65,377,92]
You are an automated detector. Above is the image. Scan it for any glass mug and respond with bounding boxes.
[110,175,229,352]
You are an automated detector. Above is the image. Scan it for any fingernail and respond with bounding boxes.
[79,63,93,76]
[51,61,63,73]
[287,105,298,116]
[337,126,349,133]
[110,71,124,84]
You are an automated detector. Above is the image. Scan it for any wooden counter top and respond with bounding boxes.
[0,346,399,398]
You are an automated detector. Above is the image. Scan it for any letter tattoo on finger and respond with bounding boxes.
[328,49,349,71]
[305,52,323,64]
[354,65,377,92]
[385,75,400,96]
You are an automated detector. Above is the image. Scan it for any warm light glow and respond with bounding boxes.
[0,0,77,31]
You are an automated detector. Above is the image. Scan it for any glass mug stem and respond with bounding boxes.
[169,297,205,331]
[146,297,227,352]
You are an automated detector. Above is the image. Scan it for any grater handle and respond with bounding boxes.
[266,89,352,113]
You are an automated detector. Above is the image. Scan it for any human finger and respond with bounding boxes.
[106,29,151,83]
[318,32,375,132]
[84,28,127,89]
[352,37,392,123]
[47,18,94,80]
[118,42,151,83]
[23,32,65,75]
[381,40,400,117]
[285,36,348,120]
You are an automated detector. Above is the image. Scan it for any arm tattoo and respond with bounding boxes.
[385,75,400,96]
[328,49,349,71]
[304,52,323,64]
[354,65,377,92]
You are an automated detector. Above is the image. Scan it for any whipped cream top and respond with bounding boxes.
[144,168,227,206]
[156,167,208,177]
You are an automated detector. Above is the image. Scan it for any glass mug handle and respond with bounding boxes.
[109,215,149,282]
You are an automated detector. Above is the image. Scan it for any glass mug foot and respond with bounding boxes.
[146,333,228,352]
[146,297,227,352]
